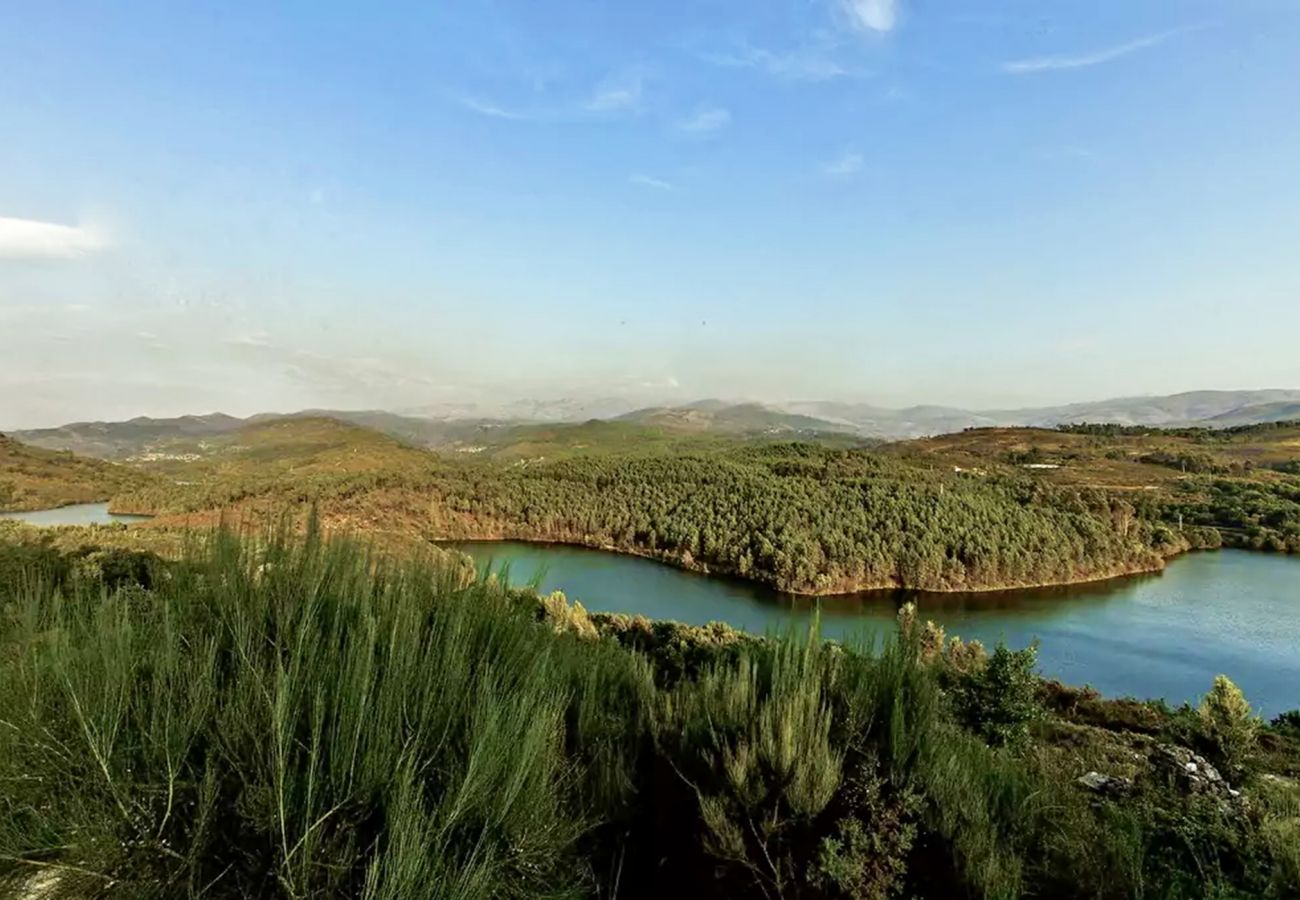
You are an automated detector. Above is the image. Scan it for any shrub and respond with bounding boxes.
[651,630,845,897]
[951,643,1042,747]
[1271,710,1300,738]
[1255,775,1300,896]
[810,760,918,899]
[1198,675,1259,773]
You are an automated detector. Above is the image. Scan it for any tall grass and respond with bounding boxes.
[0,525,1292,898]
[0,524,652,898]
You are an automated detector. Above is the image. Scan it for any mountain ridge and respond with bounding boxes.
[10,388,1300,458]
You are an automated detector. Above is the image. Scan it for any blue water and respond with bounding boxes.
[0,502,153,527]
[452,542,1300,718]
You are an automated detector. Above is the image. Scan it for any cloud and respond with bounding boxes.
[1002,27,1197,74]
[452,70,647,122]
[821,152,864,176]
[629,173,675,191]
[675,106,731,136]
[700,42,865,82]
[840,0,898,33]
[585,72,645,113]
[0,216,107,260]
[451,94,535,121]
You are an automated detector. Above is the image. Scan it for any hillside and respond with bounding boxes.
[116,416,436,485]
[883,423,1300,553]
[616,401,861,437]
[12,413,245,459]
[1202,401,1300,428]
[884,421,1300,484]
[0,433,153,512]
[11,410,505,460]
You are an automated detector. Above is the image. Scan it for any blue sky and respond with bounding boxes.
[2,0,1299,427]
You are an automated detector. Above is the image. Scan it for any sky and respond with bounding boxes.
[2,0,1300,428]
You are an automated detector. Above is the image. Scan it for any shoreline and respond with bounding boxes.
[430,529,1182,598]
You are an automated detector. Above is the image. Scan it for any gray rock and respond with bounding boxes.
[1152,744,1236,801]
[1077,771,1133,796]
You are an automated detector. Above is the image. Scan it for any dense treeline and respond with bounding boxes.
[1170,477,1300,553]
[1,530,1296,898]
[426,444,1170,593]
[1058,420,1300,441]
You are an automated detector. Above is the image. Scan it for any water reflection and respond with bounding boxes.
[0,502,153,527]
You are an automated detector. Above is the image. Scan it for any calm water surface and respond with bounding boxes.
[0,503,152,527]
[451,542,1300,717]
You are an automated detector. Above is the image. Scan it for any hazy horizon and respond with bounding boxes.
[4,1,1300,427]
[7,385,1300,433]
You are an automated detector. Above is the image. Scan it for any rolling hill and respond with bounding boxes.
[12,413,245,459]
[615,401,861,437]
[0,433,154,512]
[1201,401,1300,428]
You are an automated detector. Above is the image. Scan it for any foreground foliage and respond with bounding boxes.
[0,529,1297,898]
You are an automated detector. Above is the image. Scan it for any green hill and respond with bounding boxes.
[0,433,153,512]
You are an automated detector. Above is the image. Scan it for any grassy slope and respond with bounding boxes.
[0,433,155,512]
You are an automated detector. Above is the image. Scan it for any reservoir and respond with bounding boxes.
[0,502,153,527]
[452,542,1300,718]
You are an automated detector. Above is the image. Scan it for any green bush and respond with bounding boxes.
[951,642,1043,747]
[1199,675,1260,774]
[810,760,918,899]
[1271,710,1300,738]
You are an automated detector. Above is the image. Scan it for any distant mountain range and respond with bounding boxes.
[8,389,1300,459]
[775,389,1300,439]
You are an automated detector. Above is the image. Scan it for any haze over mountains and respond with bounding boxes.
[8,389,1300,460]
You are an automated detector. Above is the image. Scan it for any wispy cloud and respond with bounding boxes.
[821,152,864,176]
[0,216,107,260]
[584,71,646,113]
[629,173,675,191]
[451,69,648,122]
[840,0,898,33]
[451,94,538,121]
[700,42,866,82]
[1002,26,1198,74]
[675,106,731,136]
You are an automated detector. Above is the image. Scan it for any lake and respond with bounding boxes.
[0,503,153,527]
[451,541,1300,718]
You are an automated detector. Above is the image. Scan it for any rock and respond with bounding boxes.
[1078,771,1134,796]
[1151,744,1237,801]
